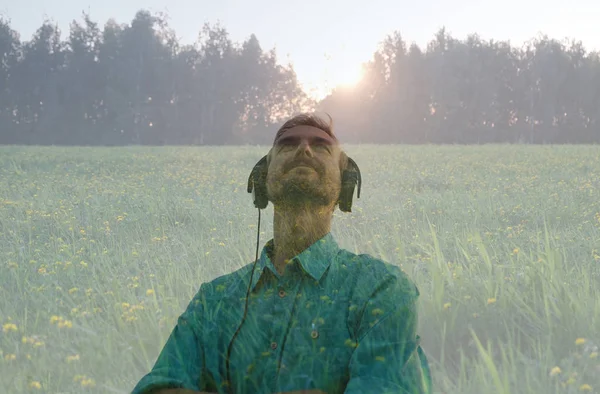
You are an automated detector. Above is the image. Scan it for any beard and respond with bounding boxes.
[267,169,338,209]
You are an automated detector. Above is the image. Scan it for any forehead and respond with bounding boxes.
[275,125,336,144]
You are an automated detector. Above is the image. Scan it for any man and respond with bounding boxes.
[132,113,432,394]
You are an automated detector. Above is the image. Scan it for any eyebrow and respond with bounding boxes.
[276,135,334,145]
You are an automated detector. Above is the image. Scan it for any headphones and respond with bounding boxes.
[223,151,362,393]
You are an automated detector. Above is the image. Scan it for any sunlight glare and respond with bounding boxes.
[333,66,364,89]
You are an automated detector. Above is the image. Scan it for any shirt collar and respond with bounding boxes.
[249,232,340,291]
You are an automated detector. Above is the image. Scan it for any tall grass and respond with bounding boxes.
[1,144,599,393]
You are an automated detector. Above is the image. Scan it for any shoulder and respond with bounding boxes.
[334,249,420,302]
[200,262,256,299]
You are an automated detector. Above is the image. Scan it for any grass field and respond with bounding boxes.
[1,144,600,394]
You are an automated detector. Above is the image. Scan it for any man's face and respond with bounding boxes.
[266,125,344,210]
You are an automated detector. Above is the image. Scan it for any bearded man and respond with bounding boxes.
[132,113,432,394]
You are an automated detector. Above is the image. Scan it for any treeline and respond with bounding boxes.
[1,10,599,145]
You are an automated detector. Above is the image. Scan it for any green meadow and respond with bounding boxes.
[1,144,599,394]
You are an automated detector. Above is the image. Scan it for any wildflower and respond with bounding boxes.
[550,366,561,376]
[28,381,42,389]
[576,338,586,346]
[3,323,17,333]
[146,289,155,296]
[580,384,592,391]
[487,298,497,305]
[58,319,73,329]
[443,302,451,310]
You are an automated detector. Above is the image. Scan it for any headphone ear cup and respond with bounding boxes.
[248,155,269,209]
[338,170,356,212]
[338,156,361,213]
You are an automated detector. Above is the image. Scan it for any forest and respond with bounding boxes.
[1,10,599,145]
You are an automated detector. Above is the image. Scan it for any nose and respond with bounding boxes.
[295,139,314,156]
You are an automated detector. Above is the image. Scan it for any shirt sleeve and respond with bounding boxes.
[131,288,205,394]
[344,274,431,394]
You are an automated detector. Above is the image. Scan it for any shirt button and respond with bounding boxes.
[278,288,286,298]
[270,341,278,350]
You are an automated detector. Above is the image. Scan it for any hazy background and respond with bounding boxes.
[0,0,599,146]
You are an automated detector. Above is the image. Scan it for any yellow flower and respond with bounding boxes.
[550,366,561,376]
[575,338,586,346]
[579,384,592,391]
[58,319,73,329]
[146,289,155,296]
[513,248,519,254]
[28,381,42,389]
[589,352,598,359]
[2,323,17,333]
[487,298,497,305]
[81,378,95,387]
[66,354,80,362]
[371,308,384,316]
[443,302,451,310]
[4,354,16,361]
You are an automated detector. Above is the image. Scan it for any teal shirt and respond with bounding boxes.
[132,232,432,394]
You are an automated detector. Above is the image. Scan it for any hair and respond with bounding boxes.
[268,112,348,172]
[273,112,338,145]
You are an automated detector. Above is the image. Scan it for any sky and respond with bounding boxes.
[1,0,599,99]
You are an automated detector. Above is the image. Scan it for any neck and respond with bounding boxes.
[271,203,333,275]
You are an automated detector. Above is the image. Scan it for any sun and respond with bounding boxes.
[333,66,364,89]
